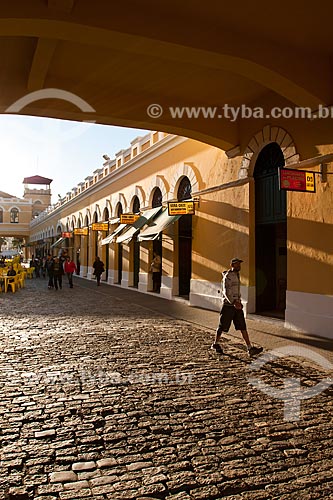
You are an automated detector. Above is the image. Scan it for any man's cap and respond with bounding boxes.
[231,257,243,264]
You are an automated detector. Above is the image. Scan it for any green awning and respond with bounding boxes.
[137,208,181,242]
[116,206,162,244]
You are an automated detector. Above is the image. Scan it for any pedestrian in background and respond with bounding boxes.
[46,254,54,289]
[93,256,104,286]
[211,258,263,357]
[64,255,76,288]
[52,256,64,291]
[150,251,162,293]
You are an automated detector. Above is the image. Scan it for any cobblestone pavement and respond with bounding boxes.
[0,277,332,500]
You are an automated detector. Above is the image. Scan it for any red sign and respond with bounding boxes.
[279,168,316,193]
[62,232,72,238]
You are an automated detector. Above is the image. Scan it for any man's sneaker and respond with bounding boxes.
[248,346,263,357]
[211,343,223,354]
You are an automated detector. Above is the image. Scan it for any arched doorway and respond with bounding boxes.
[92,212,98,258]
[84,215,89,276]
[116,203,123,284]
[151,187,163,292]
[103,207,109,281]
[132,196,140,288]
[177,177,192,297]
[254,142,287,317]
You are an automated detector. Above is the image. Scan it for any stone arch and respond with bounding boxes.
[148,175,168,205]
[112,193,127,214]
[102,206,109,221]
[85,209,91,225]
[129,195,141,213]
[78,212,83,227]
[128,185,146,208]
[94,204,101,220]
[169,163,199,199]
[239,125,299,179]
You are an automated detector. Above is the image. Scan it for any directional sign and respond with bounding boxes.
[168,201,195,216]
[120,214,140,224]
[91,223,109,231]
[74,228,89,235]
[279,168,316,193]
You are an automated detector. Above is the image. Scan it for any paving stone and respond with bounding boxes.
[72,461,96,471]
[49,471,78,483]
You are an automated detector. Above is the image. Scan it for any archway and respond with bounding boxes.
[254,142,287,317]
[102,207,110,280]
[132,195,140,288]
[177,176,192,297]
[115,203,123,284]
[151,187,163,292]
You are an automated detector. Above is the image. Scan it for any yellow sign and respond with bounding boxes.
[305,172,315,192]
[74,228,89,235]
[168,201,195,216]
[92,223,109,231]
[120,214,140,224]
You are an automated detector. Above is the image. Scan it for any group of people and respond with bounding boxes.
[43,254,77,290]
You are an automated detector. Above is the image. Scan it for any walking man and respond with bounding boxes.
[93,256,105,286]
[52,256,64,291]
[211,258,263,357]
[64,255,76,288]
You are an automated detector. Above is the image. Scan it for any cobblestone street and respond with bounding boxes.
[0,277,332,500]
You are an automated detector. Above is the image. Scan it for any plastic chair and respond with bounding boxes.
[6,277,17,293]
[17,272,25,288]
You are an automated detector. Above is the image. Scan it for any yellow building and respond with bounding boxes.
[0,175,52,245]
[28,129,333,340]
[1,3,333,339]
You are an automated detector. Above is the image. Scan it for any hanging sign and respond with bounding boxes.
[279,168,316,193]
[120,214,140,224]
[62,232,72,238]
[91,223,109,231]
[168,201,195,216]
[74,228,89,236]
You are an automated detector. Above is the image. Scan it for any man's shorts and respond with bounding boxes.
[217,304,247,332]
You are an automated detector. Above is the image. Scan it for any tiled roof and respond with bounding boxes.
[23,175,53,185]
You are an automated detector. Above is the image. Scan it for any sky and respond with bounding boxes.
[0,115,150,204]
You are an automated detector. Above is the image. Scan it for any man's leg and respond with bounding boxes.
[236,311,263,357]
[211,305,232,353]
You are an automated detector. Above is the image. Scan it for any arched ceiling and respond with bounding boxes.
[0,0,332,150]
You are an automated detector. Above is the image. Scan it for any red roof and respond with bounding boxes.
[23,175,53,185]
